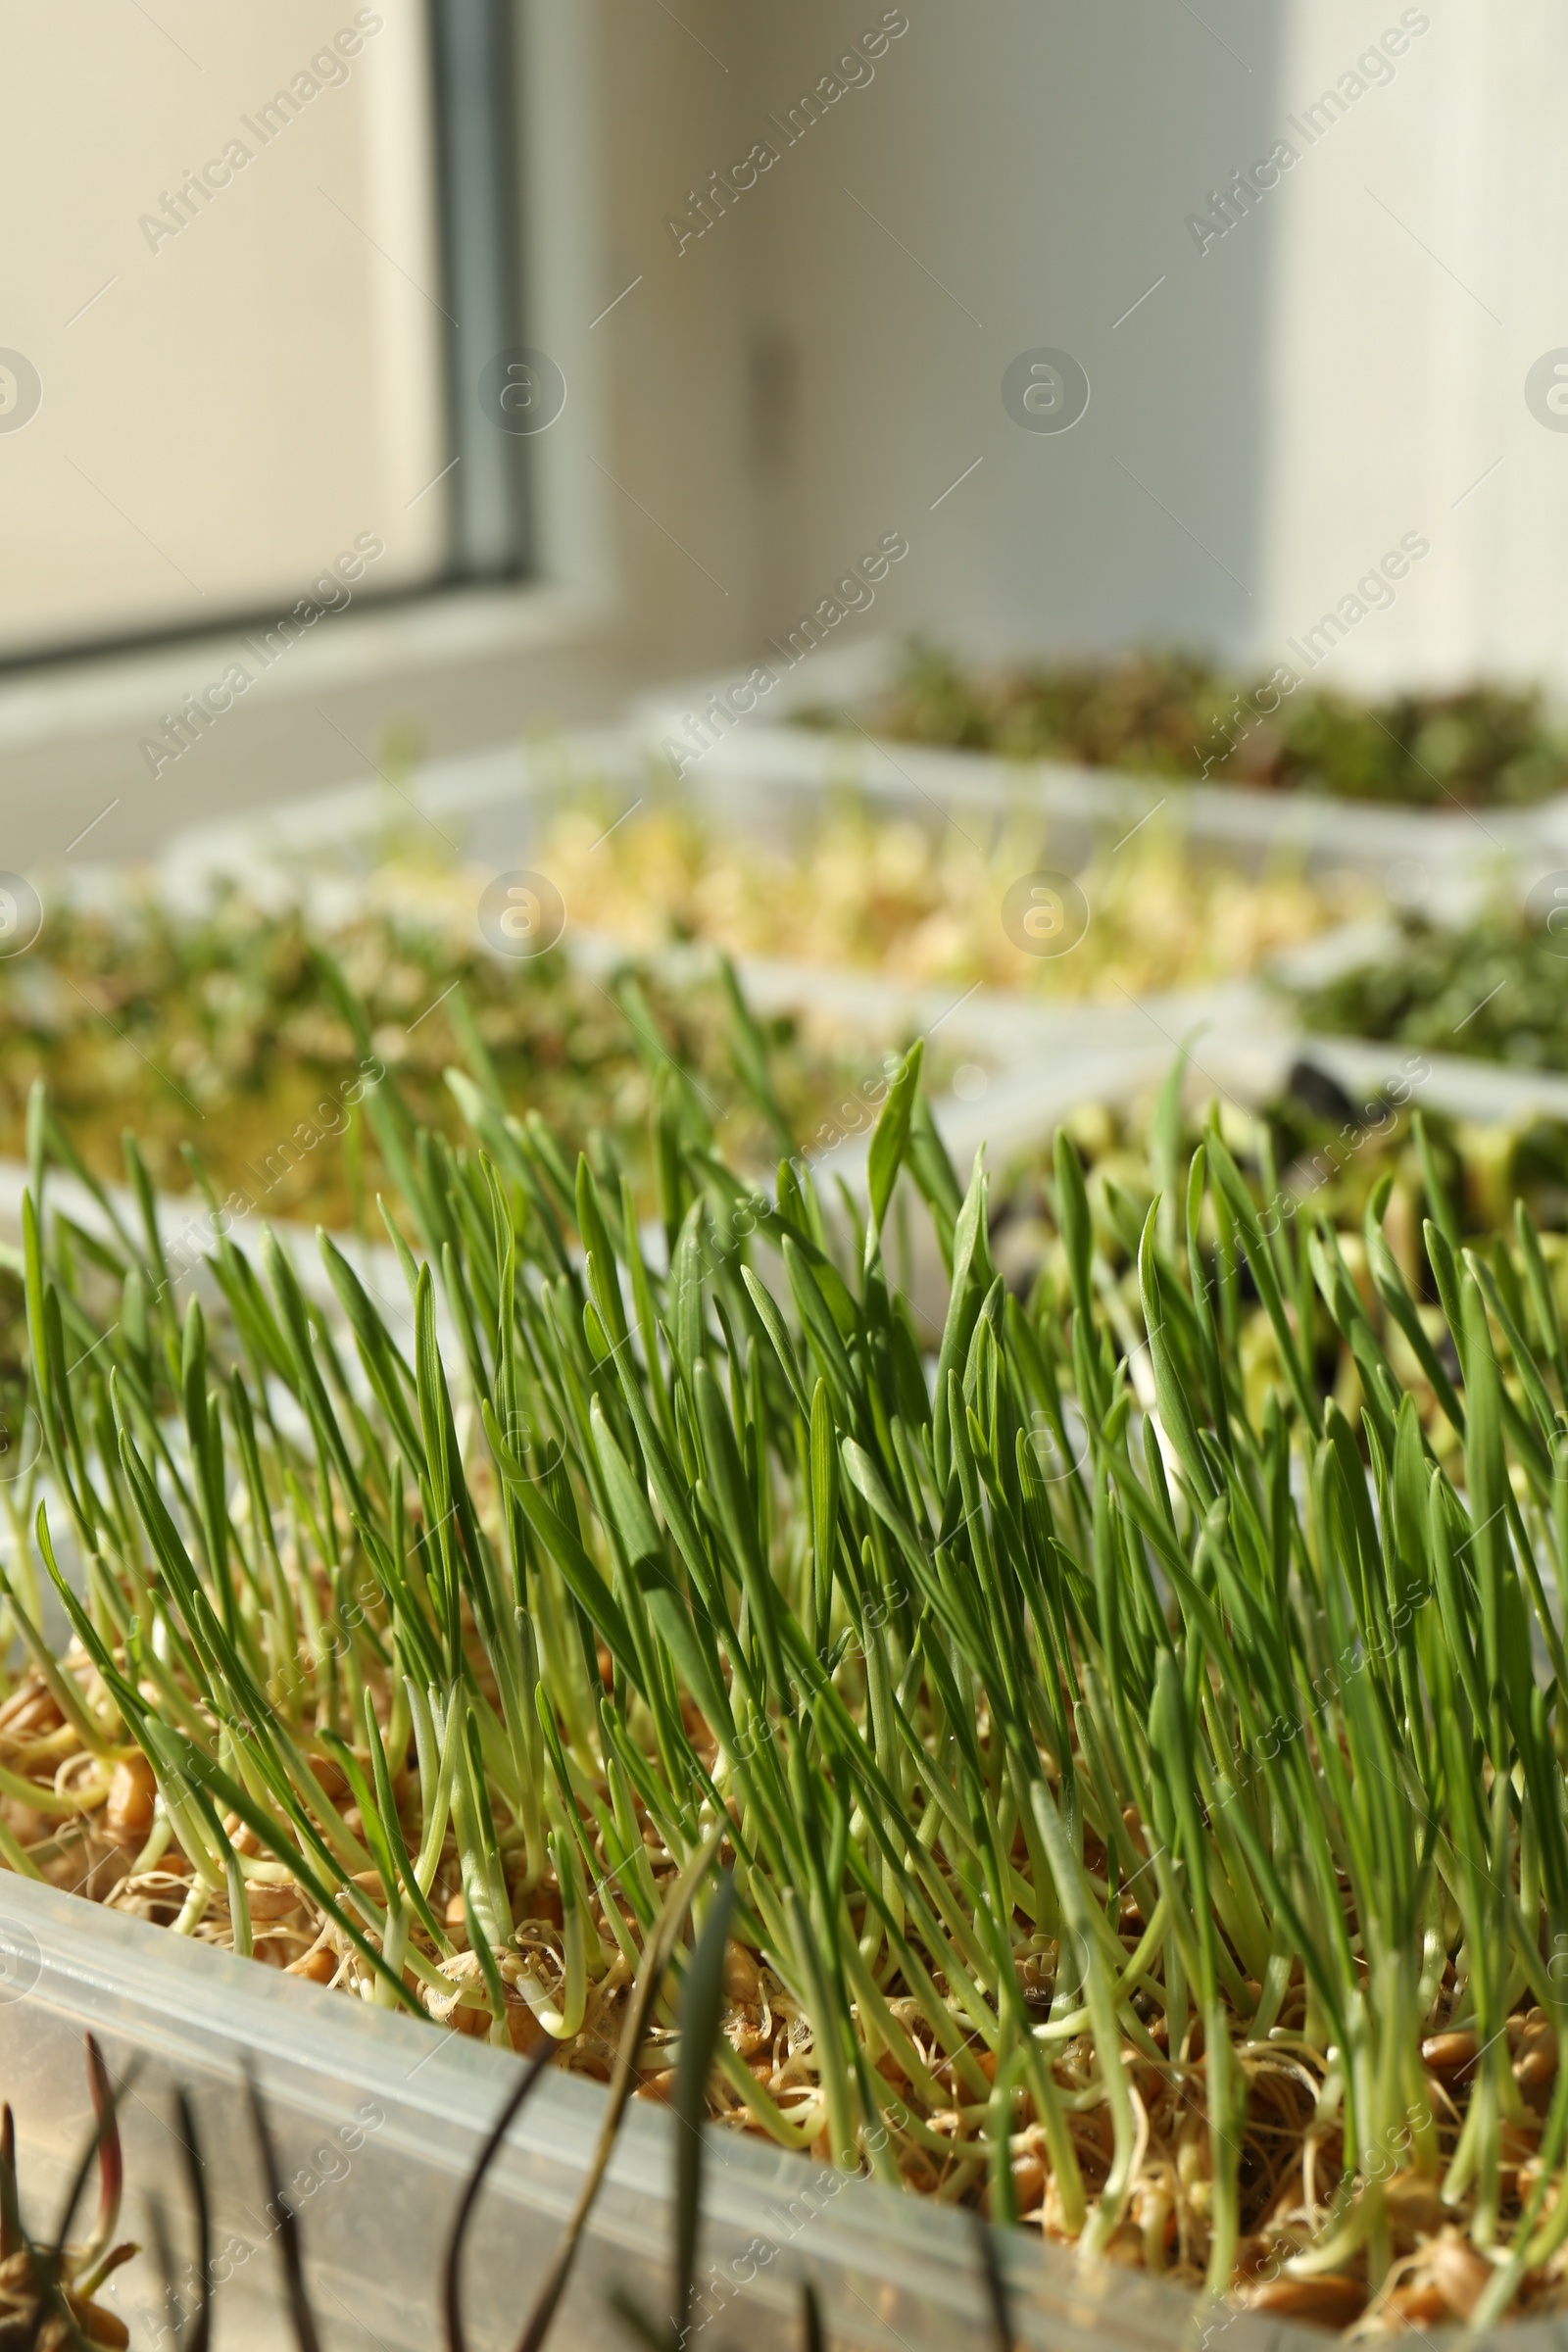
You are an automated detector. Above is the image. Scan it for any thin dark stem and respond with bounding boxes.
[145,2194,180,2347]
[514,1825,725,2352]
[175,2089,212,2352]
[973,2213,1013,2352]
[245,2072,322,2352]
[444,2036,558,2352]
[82,2036,122,2268]
[21,2077,123,2352]
[0,2107,20,2258]
[47,2068,122,2259]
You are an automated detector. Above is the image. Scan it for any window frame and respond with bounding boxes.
[0,0,531,680]
[429,0,530,583]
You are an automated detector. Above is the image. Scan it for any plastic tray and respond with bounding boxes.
[827,1018,1568,1220]
[633,637,1568,891]
[0,1871,1242,2352]
[150,717,1386,1100]
[9,1032,1568,2350]
[153,708,1565,1137]
[27,787,1568,2343]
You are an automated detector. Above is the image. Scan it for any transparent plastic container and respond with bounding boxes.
[154,721,1244,1111]
[165,699,1426,923]
[30,784,1568,2347]
[0,1873,1261,2352]
[7,1043,1567,2349]
[154,713,1389,1134]
[152,701,1561,1132]
[635,638,1568,889]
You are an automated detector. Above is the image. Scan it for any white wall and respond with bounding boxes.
[727,0,1285,672]
[1261,1,1568,693]
[706,0,1568,697]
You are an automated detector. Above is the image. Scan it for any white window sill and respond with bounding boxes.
[0,580,613,758]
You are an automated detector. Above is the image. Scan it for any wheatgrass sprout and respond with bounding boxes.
[0,2035,142,2348]
[13,979,1568,2336]
[0,886,883,1235]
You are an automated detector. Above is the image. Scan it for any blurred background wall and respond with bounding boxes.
[1261,3,1568,694]
[0,0,1558,859]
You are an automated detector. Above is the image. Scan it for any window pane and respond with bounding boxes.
[0,0,448,660]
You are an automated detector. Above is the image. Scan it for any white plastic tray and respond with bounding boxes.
[9,1027,1568,2349]
[0,1871,1233,2352]
[827,1019,1568,1215]
[9,1039,1568,2351]
[24,752,1568,2345]
[151,717,1378,1092]
[634,637,1568,891]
